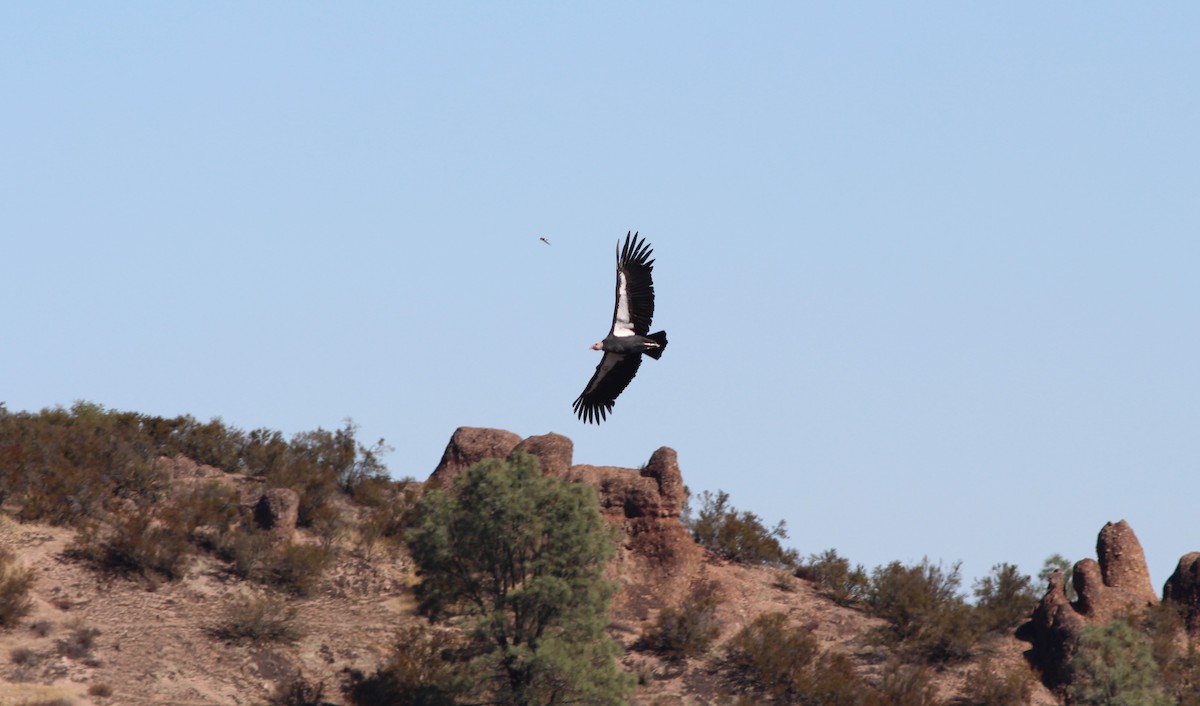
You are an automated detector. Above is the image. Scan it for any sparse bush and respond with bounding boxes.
[0,549,35,627]
[160,480,241,549]
[220,527,271,580]
[1143,600,1200,706]
[1068,618,1173,706]
[87,683,114,698]
[0,403,389,534]
[70,509,191,581]
[269,543,333,597]
[309,502,346,551]
[872,661,939,706]
[807,548,870,606]
[643,581,721,660]
[867,558,980,664]
[685,490,798,567]
[959,659,1036,705]
[11,646,37,665]
[263,425,356,527]
[355,485,417,559]
[972,562,1039,633]
[805,652,875,706]
[272,676,332,706]
[723,612,818,698]
[341,625,465,706]
[30,620,53,637]
[57,622,101,659]
[771,570,798,592]
[212,595,301,644]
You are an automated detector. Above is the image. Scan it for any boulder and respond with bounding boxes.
[511,432,574,477]
[427,427,522,487]
[1163,552,1200,635]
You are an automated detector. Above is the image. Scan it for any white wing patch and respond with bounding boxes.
[612,270,635,337]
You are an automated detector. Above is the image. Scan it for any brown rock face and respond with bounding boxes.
[1018,520,1159,689]
[1017,570,1087,688]
[1163,552,1200,634]
[427,427,522,486]
[642,447,685,517]
[1095,520,1157,605]
[511,432,574,477]
[254,488,300,541]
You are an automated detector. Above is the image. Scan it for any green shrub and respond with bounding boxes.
[685,490,798,567]
[643,581,721,660]
[0,549,35,628]
[867,558,980,664]
[807,548,870,606]
[1068,618,1173,706]
[1038,553,1078,601]
[163,416,245,470]
[972,562,1039,633]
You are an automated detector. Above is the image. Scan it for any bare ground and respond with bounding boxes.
[1,512,1058,706]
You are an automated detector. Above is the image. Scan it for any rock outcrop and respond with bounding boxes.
[254,487,300,541]
[427,426,522,486]
[511,432,574,477]
[424,428,703,612]
[1019,520,1159,688]
[1163,552,1200,635]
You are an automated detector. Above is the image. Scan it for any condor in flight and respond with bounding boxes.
[573,232,668,424]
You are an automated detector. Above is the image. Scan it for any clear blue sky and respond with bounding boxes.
[4,3,1198,591]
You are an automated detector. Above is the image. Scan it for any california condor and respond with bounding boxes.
[573,232,668,423]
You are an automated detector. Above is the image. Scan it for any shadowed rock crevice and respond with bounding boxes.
[1163,552,1200,635]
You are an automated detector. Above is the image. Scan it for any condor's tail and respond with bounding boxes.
[643,331,668,360]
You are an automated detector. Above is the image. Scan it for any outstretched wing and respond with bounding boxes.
[572,351,643,424]
[610,231,656,338]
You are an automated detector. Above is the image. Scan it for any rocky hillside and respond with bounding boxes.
[1,422,1197,705]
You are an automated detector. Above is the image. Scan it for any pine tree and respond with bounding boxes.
[407,452,632,706]
[1069,619,1173,706]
